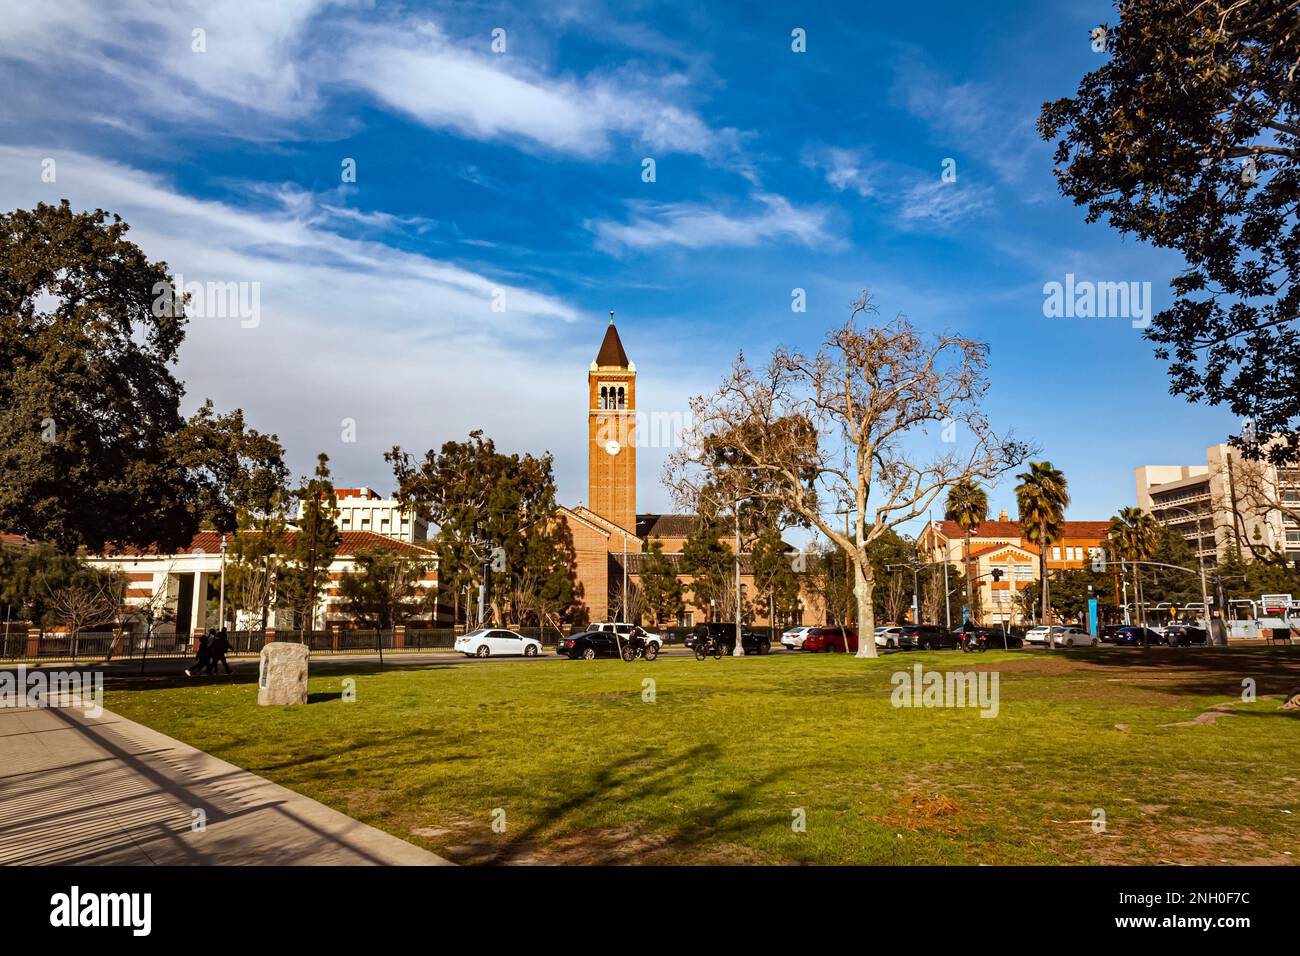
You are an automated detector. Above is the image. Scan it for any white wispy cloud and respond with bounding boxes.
[0,1,733,160]
[337,21,726,158]
[0,145,591,489]
[802,145,876,197]
[588,193,835,253]
[896,179,994,230]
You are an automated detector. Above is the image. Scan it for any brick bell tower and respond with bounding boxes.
[588,310,636,533]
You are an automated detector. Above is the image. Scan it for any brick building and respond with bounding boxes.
[918,512,1111,625]
[559,317,820,628]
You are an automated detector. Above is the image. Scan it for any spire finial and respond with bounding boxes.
[609,308,615,325]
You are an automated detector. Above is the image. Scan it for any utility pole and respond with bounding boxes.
[622,531,629,623]
[734,496,744,656]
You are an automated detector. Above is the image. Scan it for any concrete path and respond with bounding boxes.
[0,703,451,865]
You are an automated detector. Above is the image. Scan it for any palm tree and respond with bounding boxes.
[945,480,988,625]
[1015,461,1070,642]
[1109,506,1159,642]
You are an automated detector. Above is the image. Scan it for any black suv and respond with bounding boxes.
[899,624,958,650]
[1164,624,1208,646]
[684,622,772,655]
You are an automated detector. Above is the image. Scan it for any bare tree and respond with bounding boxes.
[47,571,120,638]
[667,293,1031,657]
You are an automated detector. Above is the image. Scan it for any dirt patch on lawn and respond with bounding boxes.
[871,792,970,833]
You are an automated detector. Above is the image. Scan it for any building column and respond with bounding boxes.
[190,571,205,636]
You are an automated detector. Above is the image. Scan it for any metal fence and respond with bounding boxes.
[0,622,782,664]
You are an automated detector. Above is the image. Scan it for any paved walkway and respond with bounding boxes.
[0,703,451,865]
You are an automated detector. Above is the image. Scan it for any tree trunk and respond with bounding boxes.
[854,558,878,658]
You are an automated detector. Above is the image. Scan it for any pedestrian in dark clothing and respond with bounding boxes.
[185,629,213,677]
[207,628,232,675]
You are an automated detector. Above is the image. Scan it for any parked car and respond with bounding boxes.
[950,623,1021,649]
[874,625,904,649]
[802,626,859,653]
[1025,625,1067,647]
[1099,624,1127,643]
[781,625,814,650]
[1052,626,1099,648]
[899,624,957,650]
[1112,625,1168,647]
[685,622,772,655]
[1163,623,1208,647]
[455,627,543,658]
[584,621,664,649]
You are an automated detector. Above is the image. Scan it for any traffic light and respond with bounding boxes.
[991,568,1004,582]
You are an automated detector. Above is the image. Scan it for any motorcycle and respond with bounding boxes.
[959,631,988,653]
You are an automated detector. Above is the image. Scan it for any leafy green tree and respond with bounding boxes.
[680,517,737,620]
[1016,462,1070,631]
[0,544,83,627]
[868,529,917,623]
[338,548,432,630]
[278,453,341,635]
[945,480,989,624]
[387,431,573,627]
[1109,506,1161,631]
[750,526,800,629]
[1039,1,1300,462]
[0,201,193,552]
[169,400,289,535]
[638,540,683,627]
[1045,567,1116,627]
[1144,526,1203,609]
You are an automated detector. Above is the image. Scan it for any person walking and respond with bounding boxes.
[185,629,213,677]
[207,627,232,675]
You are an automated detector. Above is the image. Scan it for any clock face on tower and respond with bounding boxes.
[604,439,621,456]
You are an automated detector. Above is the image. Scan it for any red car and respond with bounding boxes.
[801,626,859,653]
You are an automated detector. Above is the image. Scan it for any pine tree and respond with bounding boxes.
[279,454,341,637]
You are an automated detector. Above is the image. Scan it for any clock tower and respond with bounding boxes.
[588,311,636,533]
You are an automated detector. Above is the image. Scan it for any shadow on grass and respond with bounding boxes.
[460,741,789,865]
[1035,646,1300,700]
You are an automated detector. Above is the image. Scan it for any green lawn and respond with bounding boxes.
[105,648,1300,864]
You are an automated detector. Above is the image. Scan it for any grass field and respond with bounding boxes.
[104,648,1300,865]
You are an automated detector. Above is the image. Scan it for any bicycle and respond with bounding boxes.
[694,636,724,660]
[620,636,659,661]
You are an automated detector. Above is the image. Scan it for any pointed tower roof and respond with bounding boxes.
[594,310,630,368]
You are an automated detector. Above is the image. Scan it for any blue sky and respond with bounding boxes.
[0,0,1238,532]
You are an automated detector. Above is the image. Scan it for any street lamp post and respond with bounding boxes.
[218,534,227,630]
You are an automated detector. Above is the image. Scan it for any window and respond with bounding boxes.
[1052,547,1061,560]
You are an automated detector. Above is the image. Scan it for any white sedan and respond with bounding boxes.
[1025,626,1066,646]
[1053,627,1099,648]
[455,628,543,658]
[874,626,904,649]
[781,626,813,650]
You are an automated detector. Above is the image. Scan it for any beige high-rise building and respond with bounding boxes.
[1135,442,1300,566]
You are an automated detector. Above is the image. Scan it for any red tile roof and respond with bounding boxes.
[932,519,1110,540]
[100,530,435,558]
